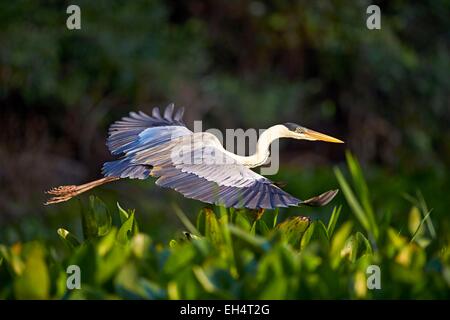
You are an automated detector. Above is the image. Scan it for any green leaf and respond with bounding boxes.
[57,228,81,250]
[387,227,407,249]
[415,191,436,239]
[117,202,130,224]
[52,268,68,299]
[169,240,178,248]
[346,151,370,211]
[340,232,373,264]
[327,206,342,237]
[300,221,315,250]
[117,212,137,245]
[192,266,219,294]
[272,208,279,229]
[218,206,228,218]
[233,210,252,232]
[81,196,112,239]
[330,221,353,268]
[228,224,271,252]
[256,220,270,236]
[131,233,151,258]
[276,216,311,248]
[300,220,329,250]
[81,198,99,239]
[410,209,433,244]
[415,237,431,249]
[97,244,130,284]
[196,209,206,235]
[14,243,50,299]
[310,221,329,247]
[355,232,373,257]
[0,245,25,276]
[341,234,358,263]
[163,244,197,275]
[258,276,288,299]
[334,167,376,239]
[260,208,279,230]
[90,196,112,236]
[114,263,142,299]
[97,228,117,256]
[335,152,379,240]
[69,243,98,286]
[216,210,237,276]
[408,206,423,237]
[204,208,223,245]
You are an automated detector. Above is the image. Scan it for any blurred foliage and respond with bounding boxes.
[0,154,448,299]
[0,0,449,300]
[0,1,449,217]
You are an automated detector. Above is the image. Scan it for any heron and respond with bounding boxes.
[46,104,344,209]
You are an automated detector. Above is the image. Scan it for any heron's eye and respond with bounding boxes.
[295,127,305,133]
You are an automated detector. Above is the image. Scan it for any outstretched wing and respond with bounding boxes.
[102,104,338,208]
[131,133,301,209]
[107,103,191,155]
[102,104,193,179]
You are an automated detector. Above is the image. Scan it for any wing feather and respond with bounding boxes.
[106,104,188,156]
[102,104,192,179]
[101,105,335,209]
[130,133,300,209]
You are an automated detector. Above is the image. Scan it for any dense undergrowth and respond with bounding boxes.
[0,153,448,299]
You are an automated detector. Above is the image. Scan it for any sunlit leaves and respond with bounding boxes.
[13,243,50,299]
[81,196,112,239]
[117,212,138,245]
[276,215,311,248]
[327,206,342,237]
[57,228,81,250]
[0,152,447,299]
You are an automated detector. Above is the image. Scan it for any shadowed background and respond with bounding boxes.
[0,1,449,241]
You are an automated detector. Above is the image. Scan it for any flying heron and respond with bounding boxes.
[46,104,343,209]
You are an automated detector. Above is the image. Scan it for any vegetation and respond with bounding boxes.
[0,153,448,299]
[0,1,449,300]
[1,1,449,218]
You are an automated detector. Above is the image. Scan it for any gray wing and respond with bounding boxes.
[102,104,193,179]
[107,103,189,155]
[132,133,301,209]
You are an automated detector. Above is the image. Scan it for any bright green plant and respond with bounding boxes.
[0,153,448,299]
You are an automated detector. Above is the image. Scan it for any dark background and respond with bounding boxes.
[0,1,449,241]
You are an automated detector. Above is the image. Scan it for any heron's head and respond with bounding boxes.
[283,123,344,143]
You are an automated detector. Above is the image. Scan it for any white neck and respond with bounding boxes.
[222,125,290,168]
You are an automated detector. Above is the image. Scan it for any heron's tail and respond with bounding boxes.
[301,189,339,207]
[44,177,119,205]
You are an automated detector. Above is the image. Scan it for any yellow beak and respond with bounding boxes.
[304,129,344,143]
